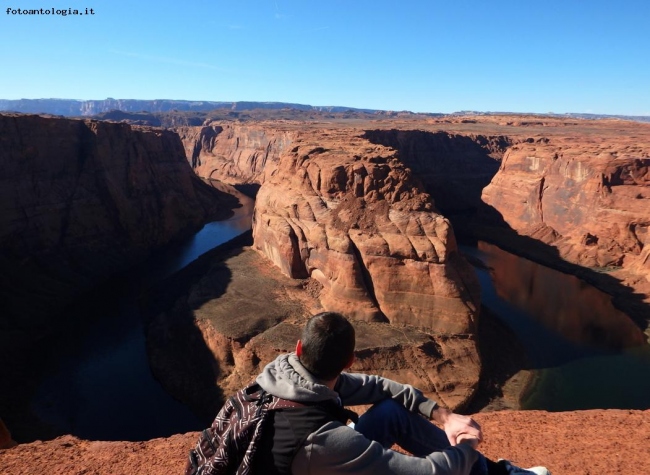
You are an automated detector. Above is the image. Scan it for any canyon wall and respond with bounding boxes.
[358,118,649,330]
[147,245,481,421]
[178,123,481,330]
[362,129,512,215]
[482,138,650,270]
[0,114,237,346]
[176,124,296,184]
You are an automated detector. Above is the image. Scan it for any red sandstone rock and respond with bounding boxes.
[149,124,487,417]
[482,137,650,269]
[147,247,481,418]
[251,128,481,333]
[0,113,238,442]
[175,122,482,369]
[2,409,649,475]
[176,124,295,183]
[480,129,650,332]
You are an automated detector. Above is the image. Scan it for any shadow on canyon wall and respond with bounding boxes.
[361,128,511,215]
[363,128,649,331]
[233,183,262,199]
[142,232,256,424]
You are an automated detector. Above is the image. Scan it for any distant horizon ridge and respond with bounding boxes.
[0,97,649,121]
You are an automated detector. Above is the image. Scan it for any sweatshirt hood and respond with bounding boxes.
[256,353,339,403]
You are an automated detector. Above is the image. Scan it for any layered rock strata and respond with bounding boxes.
[362,129,512,215]
[147,245,480,421]
[149,124,486,415]
[251,128,481,331]
[176,124,295,184]
[481,132,650,326]
[175,122,481,332]
[482,136,650,269]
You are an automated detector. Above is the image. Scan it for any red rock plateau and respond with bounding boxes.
[2,409,650,475]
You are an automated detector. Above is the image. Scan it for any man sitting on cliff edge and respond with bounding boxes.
[251,311,550,475]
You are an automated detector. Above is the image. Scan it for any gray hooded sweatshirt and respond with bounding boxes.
[256,353,479,475]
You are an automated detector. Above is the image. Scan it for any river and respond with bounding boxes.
[30,205,650,441]
[462,241,650,411]
[30,185,254,441]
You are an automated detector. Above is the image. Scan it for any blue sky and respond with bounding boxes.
[1,0,649,115]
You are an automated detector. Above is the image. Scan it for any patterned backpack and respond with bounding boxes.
[185,382,357,475]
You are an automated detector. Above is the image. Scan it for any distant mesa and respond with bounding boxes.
[1,98,649,124]
[0,98,381,117]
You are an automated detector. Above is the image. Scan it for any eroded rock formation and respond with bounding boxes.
[252,129,481,332]
[168,117,650,423]
[175,122,483,331]
[147,245,480,421]
[153,124,484,418]
[480,130,650,330]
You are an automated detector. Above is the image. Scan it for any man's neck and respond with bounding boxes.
[323,376,339,391]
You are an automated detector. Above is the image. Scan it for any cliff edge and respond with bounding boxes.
[1,409,648,475]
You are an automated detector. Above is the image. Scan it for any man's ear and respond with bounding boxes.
[295,340,303,357]
[344,353,355,369]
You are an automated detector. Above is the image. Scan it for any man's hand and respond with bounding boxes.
[430,407,483,446]
[456,433,480,449]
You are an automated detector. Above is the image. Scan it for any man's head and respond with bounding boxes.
[296,312,355,381]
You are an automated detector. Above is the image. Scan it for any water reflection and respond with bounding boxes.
[143,189,254,283]
[477,241,646,352]
[462,241,650,411]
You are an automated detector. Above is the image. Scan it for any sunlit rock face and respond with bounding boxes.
[176,124,295,184]
[482,138,650,270]
[0,113,236,343]
[251,127,481,333]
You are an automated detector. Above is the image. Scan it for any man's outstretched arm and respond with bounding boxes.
[335,372,483,445]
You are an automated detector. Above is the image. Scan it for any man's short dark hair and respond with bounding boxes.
[299,312,355,381]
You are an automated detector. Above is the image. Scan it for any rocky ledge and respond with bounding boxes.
[2,409,649,475]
